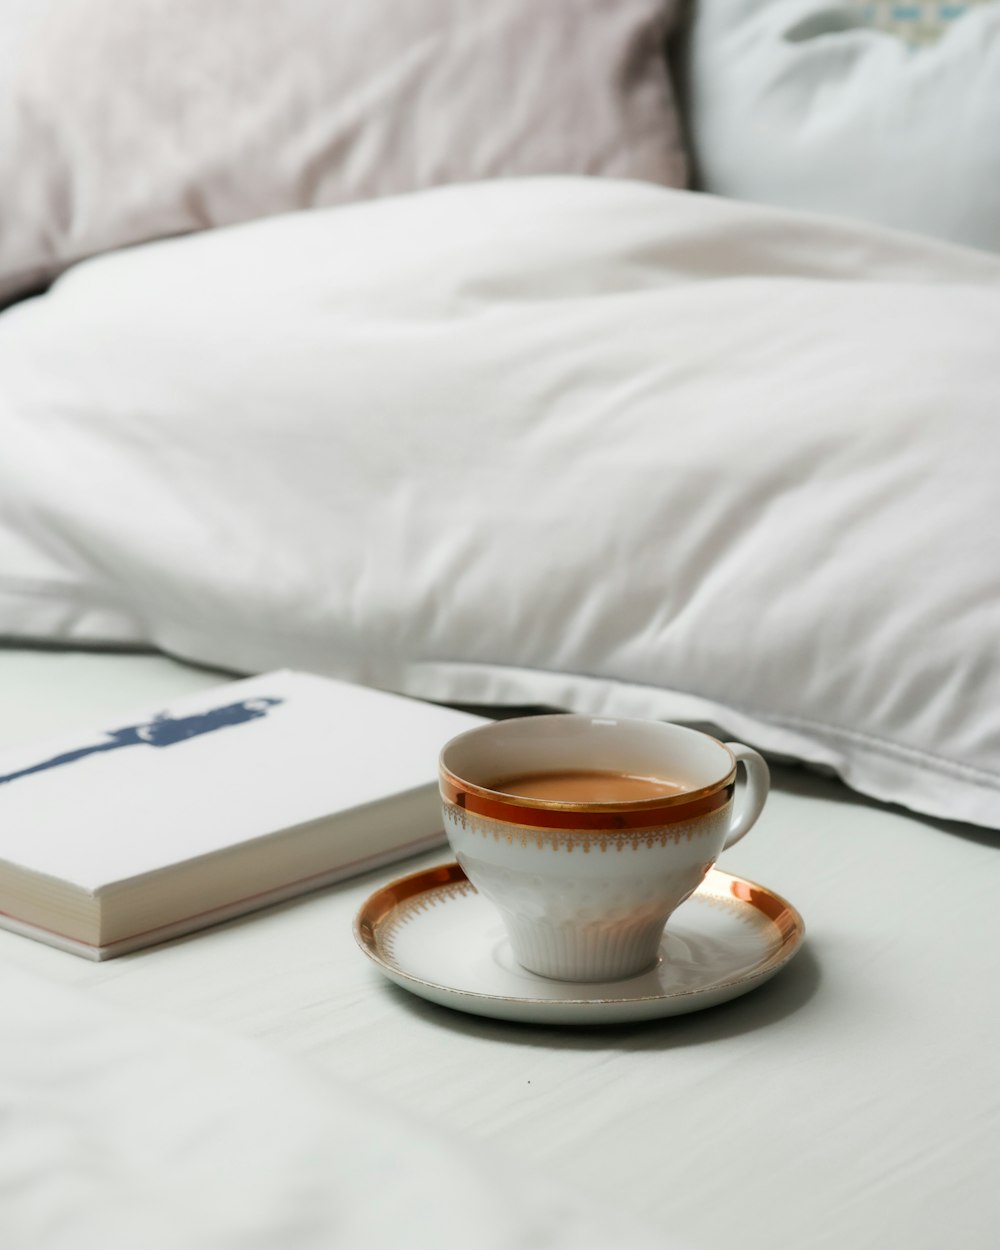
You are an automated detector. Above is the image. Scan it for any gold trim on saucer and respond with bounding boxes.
[353,861,806,1027]
[354,861,471,954]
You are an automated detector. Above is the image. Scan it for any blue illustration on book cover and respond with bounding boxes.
[0,697,283,787]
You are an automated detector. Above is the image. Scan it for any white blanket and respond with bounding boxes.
[1,177,998,829]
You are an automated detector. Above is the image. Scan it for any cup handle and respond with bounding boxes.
[722,743,770,851]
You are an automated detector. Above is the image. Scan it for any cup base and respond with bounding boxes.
[502,912,667,983]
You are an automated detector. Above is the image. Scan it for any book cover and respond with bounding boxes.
[0,669,485,959]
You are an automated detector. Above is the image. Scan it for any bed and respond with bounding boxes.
[2,647,996,1249]
[2,4,998,1248]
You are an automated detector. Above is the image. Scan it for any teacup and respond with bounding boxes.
[439,715,769,982]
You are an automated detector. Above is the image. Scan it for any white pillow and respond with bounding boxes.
[0,0,686,305]
[1,177,999,829]
[682,0,1000,252]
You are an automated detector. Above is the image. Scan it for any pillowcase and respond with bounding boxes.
[1,176,999,829]
[0,0,686,305]
[681,0,1000,252]
[862,1,993,44]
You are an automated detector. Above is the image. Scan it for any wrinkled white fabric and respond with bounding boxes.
[0,962,668,1250]
[0,177,998,827]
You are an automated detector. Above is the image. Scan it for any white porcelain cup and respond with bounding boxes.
[439,715,769,982]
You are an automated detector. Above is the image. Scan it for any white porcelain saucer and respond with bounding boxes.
[354,862,805,1026]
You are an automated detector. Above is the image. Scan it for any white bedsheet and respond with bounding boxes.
[0,648,996,1249]
[1,961,669,1250]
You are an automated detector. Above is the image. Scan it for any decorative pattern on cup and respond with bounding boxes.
[443,806,723,980]
[442,797,730,853]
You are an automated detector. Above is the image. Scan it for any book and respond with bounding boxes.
[0,669,485,959]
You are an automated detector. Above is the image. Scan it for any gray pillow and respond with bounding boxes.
[0,0,687,304]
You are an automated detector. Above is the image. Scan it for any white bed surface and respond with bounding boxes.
[0,647,996,1249]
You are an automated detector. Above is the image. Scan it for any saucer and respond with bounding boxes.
[354,862,805,1026]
